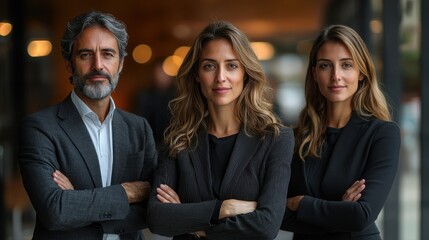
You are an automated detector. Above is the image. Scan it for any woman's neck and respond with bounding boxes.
[326,104,352,129]
[207,106,241,138]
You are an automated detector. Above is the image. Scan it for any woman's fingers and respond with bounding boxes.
[342,179,365,202]
[156,184,181,203]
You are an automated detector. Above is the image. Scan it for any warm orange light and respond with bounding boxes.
[251,42,275,61]
[132,44,152,64]
[370,20,383,34]
[174,46,190,59]
[0,22,12,36]
[27,40,52,57]
[163,55,182,77]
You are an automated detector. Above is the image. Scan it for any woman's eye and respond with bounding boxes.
[203,63,215,70]
[343,62,353,69]
[227,63,238,69]
[318,62,331,70]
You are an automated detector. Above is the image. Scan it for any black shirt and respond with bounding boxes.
[208,133,238,198]
[306,127,342,197]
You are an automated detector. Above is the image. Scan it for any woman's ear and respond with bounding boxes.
[359,73,364,81]
[312,67,317,82]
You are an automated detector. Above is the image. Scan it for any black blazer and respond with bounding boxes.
[147,126,294,240]
[281,113,401,240]
[19,94,157,240]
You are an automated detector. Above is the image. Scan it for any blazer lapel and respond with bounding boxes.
[322,113,368,186]
[219,129,261,197]
[189,129,215,200]
[111,111,128,185]
[57,95,103,187]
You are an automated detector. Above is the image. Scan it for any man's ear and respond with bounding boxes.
[118,59,124,73]
[65,60,73,74]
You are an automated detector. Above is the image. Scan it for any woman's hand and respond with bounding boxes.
[52,170,74,190]
[342,179,365,202]
[287,195,304,211]
[156,184,181,203]
[219,199,257,219]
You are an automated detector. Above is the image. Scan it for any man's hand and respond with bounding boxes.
[53,170,74,190]
[121,181,151,203]
[287,195,304,211]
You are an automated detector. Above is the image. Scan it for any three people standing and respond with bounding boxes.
[18,9,400,240]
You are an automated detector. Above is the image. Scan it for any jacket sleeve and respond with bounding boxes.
[101,117,158,234]
[18,115,131,231]
[148,128,294,239]
[204,128,294,240]
[289,122,401,232]
[146,146,218,236]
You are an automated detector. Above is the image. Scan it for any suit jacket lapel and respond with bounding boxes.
[322,112,368,185]
[111,111,128,184]
[57,95,103,187]
[189,129,214,200]
[219,129,261,197]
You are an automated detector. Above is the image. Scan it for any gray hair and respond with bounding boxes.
[61,11,128,62]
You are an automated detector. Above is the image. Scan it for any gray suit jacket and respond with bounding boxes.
[19,94,157,240]
[147,126,294,240]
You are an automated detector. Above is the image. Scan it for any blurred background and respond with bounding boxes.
[0,0,427,239]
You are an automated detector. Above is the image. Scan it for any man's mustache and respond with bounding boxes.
[84,70,111,81]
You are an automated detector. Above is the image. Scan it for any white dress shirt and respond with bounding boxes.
[71,91,119,240]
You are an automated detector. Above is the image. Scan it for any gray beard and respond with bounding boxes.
[72,72,119,100]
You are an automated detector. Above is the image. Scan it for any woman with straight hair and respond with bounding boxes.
[281,24,401,240]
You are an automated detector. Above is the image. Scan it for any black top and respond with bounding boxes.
[306,127,342,197]
[282,113,401,240]
[208,133,238,198]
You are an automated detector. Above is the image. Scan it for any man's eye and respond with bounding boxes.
[103,52,115,58]
[79,52,92,59]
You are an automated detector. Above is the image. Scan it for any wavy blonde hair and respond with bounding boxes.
[296,24,391,160]
[164,21,282,157]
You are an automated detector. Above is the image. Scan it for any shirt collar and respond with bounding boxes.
[71,90,116,120]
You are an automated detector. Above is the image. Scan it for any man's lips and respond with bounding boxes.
[87,75,108,82]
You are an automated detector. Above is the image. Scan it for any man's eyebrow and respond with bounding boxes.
[101,48,117,53]
[76,48,93,54]
[76,48,117,54]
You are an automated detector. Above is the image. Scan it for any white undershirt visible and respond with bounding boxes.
[71,91,118,240]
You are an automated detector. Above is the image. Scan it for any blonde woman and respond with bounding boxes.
[147,21,294,239]
[281,25,401,240]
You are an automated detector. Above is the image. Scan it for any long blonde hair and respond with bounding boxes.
[296,24,391,160]
[164,21,282,157]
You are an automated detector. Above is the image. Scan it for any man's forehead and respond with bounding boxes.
[73,26,119,51]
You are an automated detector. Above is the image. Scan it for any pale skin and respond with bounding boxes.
[156,39,257,237]
[53,26,150,204]
[287,41,366,212]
